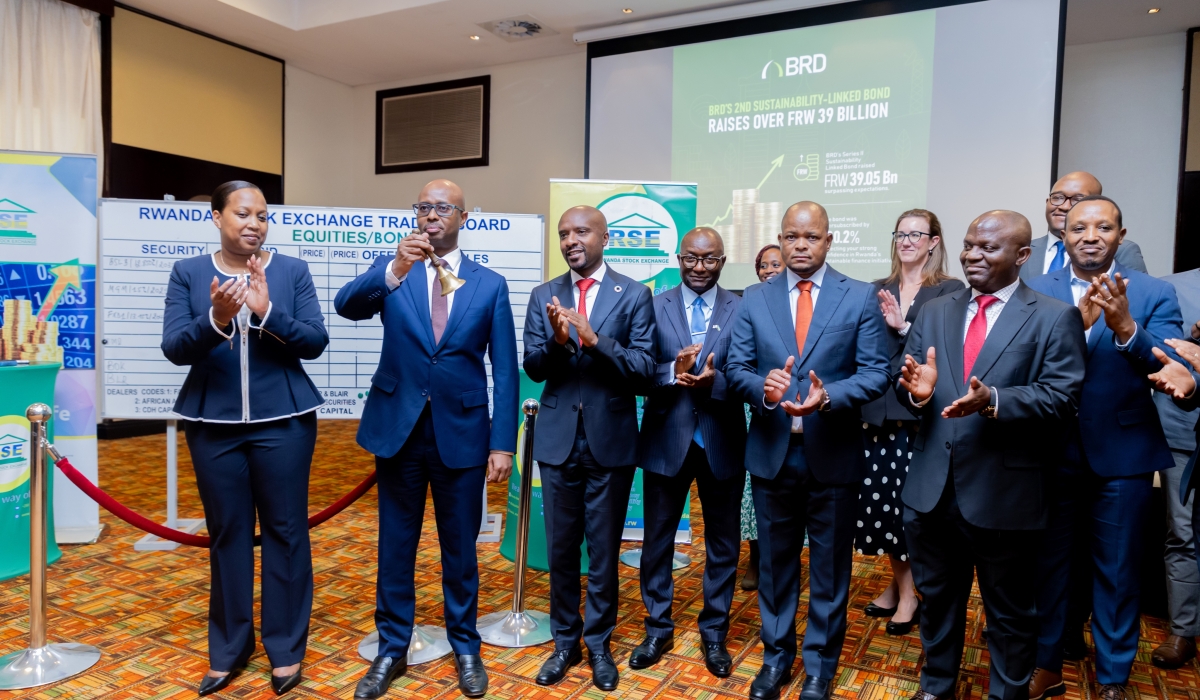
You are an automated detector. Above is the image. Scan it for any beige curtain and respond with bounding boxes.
[0,0,102,171]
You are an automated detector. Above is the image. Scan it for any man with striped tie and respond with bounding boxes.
[631,227,747,678]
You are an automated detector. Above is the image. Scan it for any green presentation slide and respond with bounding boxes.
[671,10,937,282]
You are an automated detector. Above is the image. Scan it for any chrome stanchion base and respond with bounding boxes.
[357,626,453,665]
[477,610,553,648]
[0,643,102,690]
[619,548,691,570]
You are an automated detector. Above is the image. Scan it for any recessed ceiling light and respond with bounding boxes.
[469,34,480,40]
[1147,7,1160,12]
[622,8,634,13]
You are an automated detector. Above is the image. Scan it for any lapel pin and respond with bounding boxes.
[614,285,622,293]
[712,324,720,331]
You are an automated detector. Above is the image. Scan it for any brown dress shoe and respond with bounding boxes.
[1028,668,1065,700]
[1152,635,1197,669]
[1097,684,1126,700]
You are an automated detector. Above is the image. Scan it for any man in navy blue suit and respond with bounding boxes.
[725,201,890,700]
[523,205,656,692]
[630,227,746,678]
[334,179,518,700]
[1027,196,1183,700]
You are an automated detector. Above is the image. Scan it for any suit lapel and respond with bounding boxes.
[702,287,736,352]
[434,259,480,351]
[402,261,436,351]
[943,288,971,389]
[586,270,625,332]
[906,283,933,323]
[766,274,799,358]
[552,274,579,344]
[796,269,848,368]
[663,286,692,350]
[968,284,1037,383]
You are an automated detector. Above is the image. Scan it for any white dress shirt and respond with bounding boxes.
[1068,262,1137,347]
[385,246,463,319]
[569,262,608,315]
[765,263,828,432]
[1043,233,1066,274]
[679,283,718,340]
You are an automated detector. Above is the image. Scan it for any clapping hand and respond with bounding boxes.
[877,289,906,330]
[1078,279,1102,331]
[942,376,990,418]
[1091,273,1136,344]
[547,296,572,345]
[245,254,270,319]
[899,347,938,403]
[1149,345,1198,399]
[677,353,716,388]
[209,275,246,327]
[674,343,702,377]
[764,356,795,405]
[780,370,827,417]
[561,307,598,348]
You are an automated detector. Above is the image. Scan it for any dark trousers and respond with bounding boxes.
[752,434,856,678]
[640,441,743,642]
[904,478,1042,700]
[375,403,485,658]
[186,413,317,670]
[1035,467,1151,684]
[540,424,636,654]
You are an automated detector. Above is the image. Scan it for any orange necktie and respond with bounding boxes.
[794,280,813,355]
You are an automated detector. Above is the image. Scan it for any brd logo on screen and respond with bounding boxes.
[599,194,677,280]
[761,54,827,80]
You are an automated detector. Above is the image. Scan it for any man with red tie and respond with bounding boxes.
[897,211,1086,700]
[523,206,656,692]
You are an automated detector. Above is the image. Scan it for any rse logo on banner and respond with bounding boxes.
[0,199,36,246]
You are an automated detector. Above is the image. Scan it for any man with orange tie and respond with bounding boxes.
[725,201,890,700]
[523,205,656,692]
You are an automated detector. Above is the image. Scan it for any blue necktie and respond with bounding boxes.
[1048,239,1066,273]
[690,297,707,447]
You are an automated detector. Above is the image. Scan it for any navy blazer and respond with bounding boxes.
[523,267,656,468]
[725,266,891,484]
[861,277,966,426]
[897,283,1086,530]
[637,285,746,480]
[1028,263,1182,478]
[334,254,519,467]
[161,253,328,422]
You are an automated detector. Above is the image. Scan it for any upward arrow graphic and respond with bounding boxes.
[37,260,83,321]
[705,154,786,227]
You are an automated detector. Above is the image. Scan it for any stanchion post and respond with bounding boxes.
[0,404,101,690]
[478,399,553,648]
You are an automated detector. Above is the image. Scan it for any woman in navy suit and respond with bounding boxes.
[161,181,328,696]
[856,209,963,636]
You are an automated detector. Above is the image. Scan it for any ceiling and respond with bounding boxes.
[118,0,1200,87]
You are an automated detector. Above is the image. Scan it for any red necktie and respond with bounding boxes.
[794,281,814,355]
[576,278,597,321]
[963,294,999,383]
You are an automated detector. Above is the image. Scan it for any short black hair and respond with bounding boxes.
[1071,194,1122,228]
[211,181,262,212]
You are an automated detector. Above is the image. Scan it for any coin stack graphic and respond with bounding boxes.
[753,201,782,259]
[731,188,759,263]
[0,299,62,363]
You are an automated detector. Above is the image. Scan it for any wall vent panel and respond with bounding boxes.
[375,76,490,174]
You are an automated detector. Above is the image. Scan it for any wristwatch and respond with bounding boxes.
[818,389,832,412]
[980,387,998,419]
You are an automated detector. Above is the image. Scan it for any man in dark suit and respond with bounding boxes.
[1026,196,1183,700]
[898,210,1087,700]
[1019,171,1145,283]
[725,201,891,700]
[523,205,656,691]
[335,179,518,699]
[631,227,746,678]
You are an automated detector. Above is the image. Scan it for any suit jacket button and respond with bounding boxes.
[944,441,951,450]
[421,389,428,396]
[572,405,578,411]
[432,358,438,364]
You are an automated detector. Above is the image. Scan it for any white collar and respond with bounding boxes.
[428,247,462,271]
[680,282,719,309]
[570,261,608,286]
[971,278,1020,303]
[786,262,828,291]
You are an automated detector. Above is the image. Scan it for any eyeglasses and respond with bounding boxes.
[1048,193,1088,207]
[413,202,464,217]
[678,254,726,270]
[893,231,931,243]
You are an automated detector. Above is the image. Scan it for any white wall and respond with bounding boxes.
[1058,33,1187,277]
[285,52,586,221]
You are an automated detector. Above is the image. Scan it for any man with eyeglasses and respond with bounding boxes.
[1020,171,1146,282]
[336,179,519,699]
[629,227,746,679]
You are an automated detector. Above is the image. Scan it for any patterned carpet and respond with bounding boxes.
[0,420,1196,699]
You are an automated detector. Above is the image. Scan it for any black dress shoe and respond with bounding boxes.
[800,674,832,700]
[749,664,792,700]
[198,668,243,697]
[536,645,583,686]
[864,602,898,617]
[886,601,921,636]
[454,654,488,698]
[589,652,619,691]
[703,641,733,677]
[354,656,407,699]
[628,635,674,669]
[271,669,302,695]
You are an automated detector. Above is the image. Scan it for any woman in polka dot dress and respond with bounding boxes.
[856,209,963,635]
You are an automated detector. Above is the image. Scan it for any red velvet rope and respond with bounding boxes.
[53,456,377,548]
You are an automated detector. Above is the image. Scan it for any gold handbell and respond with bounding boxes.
[427,250,465,296]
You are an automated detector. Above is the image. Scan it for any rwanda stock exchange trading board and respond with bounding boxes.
[97,200,543,420]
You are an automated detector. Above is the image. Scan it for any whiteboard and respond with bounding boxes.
[98,199,544,419]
